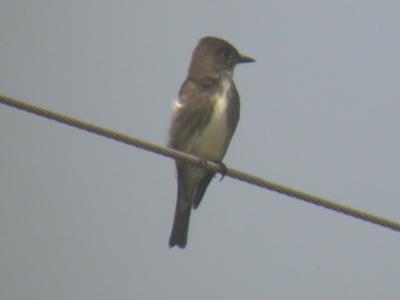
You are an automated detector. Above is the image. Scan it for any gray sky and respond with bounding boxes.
[1,1,399,299]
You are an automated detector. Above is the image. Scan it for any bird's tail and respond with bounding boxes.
[169,201,191,248]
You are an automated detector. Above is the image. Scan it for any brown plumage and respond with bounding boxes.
[168,37,254,248]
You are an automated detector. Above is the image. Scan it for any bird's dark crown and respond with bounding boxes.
[188,36,254,80]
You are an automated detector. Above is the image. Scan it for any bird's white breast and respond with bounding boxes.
[188,79,231,160]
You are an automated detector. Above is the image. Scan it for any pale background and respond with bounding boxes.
[1,1,399,299]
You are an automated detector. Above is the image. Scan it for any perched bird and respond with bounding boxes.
[168,36,254,248]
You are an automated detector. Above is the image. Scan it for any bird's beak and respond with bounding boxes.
[238,54,255,63]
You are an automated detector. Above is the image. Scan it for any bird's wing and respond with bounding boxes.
[168,78,217,151]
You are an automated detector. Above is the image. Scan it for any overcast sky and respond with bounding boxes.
[1,1,400,299]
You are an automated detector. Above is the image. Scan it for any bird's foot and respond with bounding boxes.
[213,160,227,181]
[199,159,210,170]
[199,159,227,181]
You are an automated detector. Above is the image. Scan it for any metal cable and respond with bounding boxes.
[1,93,399,232]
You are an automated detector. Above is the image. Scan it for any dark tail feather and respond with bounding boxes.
[169,203,191,248]
[192,173,213,209]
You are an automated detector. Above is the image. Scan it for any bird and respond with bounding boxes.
[168,36,254,248]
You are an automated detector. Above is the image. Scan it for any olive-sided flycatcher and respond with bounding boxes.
[168,36,254,248]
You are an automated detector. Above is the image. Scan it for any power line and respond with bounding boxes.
[1,93,399,232]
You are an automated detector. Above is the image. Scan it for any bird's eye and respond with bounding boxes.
[219,48,231,59]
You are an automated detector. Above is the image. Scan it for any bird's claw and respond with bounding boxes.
[214,161,227,181]
[199,159,227,181]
